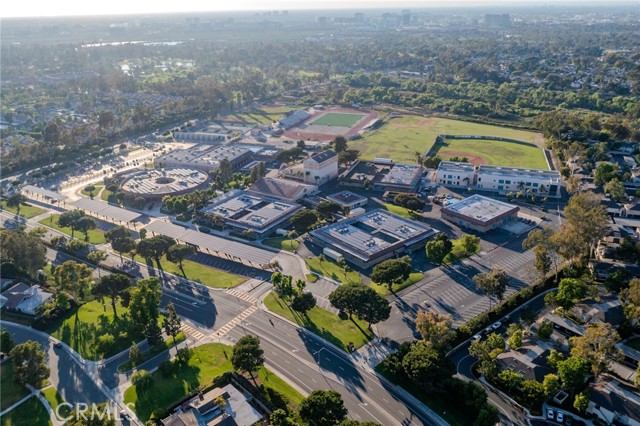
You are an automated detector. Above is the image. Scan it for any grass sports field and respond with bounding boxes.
[225,105,304,125]
[311,112,364,127]
[434,138,548,169]
[352,116,545,166]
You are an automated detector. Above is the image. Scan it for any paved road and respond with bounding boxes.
[1,322,106,406]
[448,291,550,426]
[379,232,537,343]
[225,308,442,426]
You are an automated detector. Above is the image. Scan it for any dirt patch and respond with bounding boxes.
[437,150,487,166]
[392,117,435,128]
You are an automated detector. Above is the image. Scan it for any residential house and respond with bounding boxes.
[1,283,53,315]
[495,337,554,382]
[588,377,640,426]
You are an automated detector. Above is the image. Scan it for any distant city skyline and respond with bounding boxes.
[1,0,633,18]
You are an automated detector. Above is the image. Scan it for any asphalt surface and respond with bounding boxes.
[1,322,107,405]
[225,308,438,426]
[448,290,551,426]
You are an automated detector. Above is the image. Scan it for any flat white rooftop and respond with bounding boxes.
[442,194,518,224]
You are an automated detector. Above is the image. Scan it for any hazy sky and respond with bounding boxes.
[0,0,618,18]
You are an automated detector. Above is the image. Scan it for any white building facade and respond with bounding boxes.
[435,161,477,188]
[476,165,561,198]
[303,150,339,185]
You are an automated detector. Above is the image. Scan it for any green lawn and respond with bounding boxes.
[262,236,299,252]
[305,257,362,285]
[1,363,30,411]
[305,273,318,283]
[311,112,364,127]
[382,203,420,219]
[101,188,117,203]
[1,201,46,219]
[117,333,186,372]
[264,292,372,351]
[352,115,543,163]
[371,271,424,296]
[443,238,481,265]
[42,299,147,360]
[0,396,51,426]
[124,343,302,422]
[152,256,244,289]
[38,214,106,245]
[226,105,304,125]
[80,184,104,198]
[41,387,70,419]
[257,367,305,411]
[434,138,548,169]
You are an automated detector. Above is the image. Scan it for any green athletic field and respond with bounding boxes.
[434,138,548,169]
[351,115,545,166]
[311,112,365,127]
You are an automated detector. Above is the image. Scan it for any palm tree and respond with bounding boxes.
[517,182,525,191]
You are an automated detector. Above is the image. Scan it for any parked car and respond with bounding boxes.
[472,334,482,341]
[547,408,554,420]
[491,321,502,330]
[556,411,564,423]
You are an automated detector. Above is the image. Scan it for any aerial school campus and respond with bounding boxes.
[2,91,639,426]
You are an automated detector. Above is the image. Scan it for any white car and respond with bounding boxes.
[556,411,564,423]
[491,321,502,330]
[472,334,482,341]
[547,408,554,420]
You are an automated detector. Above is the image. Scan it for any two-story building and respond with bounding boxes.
[303,150,338,185]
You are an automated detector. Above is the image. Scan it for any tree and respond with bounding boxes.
[425,240,450,265]
[498,369,524,393]
[357,288,391,327]
[105,226,134,262]
[594,162,619,186]
[77,216,97,241]
[556,278,588,311]
[402,341,451,391]
[557,356,589,394]
[547,349,565,370]
[523,226,561,279]
[316,201,342,219]
[65,404,115,426]
[570,322,620,377]
[533,246,552,281]
[87,250,108,277]
[332,136,348,153]
[394,193,425,211]
[131,369,152,389]
[543,374,560,397]
[129,342,142,366]
[563,191,608,258]
[299,390,348,426]
[423,156,442,169]
[475,405,500,426]
[340,421,382,426]
[0,230,46,277]
[57,209,86,238]
[338,149,360,164]
[621,278,640,321]
[537,319,554,339]
[370,256,411,292]
[460,234,480,256]
[519,306,536,326]
[218,158,233,183]
[291,292,317,316]
[84,184,96,199]
[129,277,162,344]
[473,269,509,309]
[415,311,454,351]
[328,284,363,319]
[270,409,297,426]
[166,244,196,274]
[0,328,15,353]
[94,274,131,317]
[10,341,49,387]
[232,335,264,385]
[136,235,176,264]
[54,260,93,302]
[604,178,627,202]
[290,209,318,233]
[507,327,523,350]
[6,193,25,216]
[573,390,589,413]
[163,302,182,349]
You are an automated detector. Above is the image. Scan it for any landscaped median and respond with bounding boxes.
[40,299,149,360]
[1,200,46,219]
[146,255,245,289]
[370,271,424,296]
[123,343,303,422]
[443,236,481,265]
[262,236,299,252]
[38,214,106,244]
[264,292,372,351]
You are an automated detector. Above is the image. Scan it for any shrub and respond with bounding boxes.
[131,369,152,389]
[537,320,553,339]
